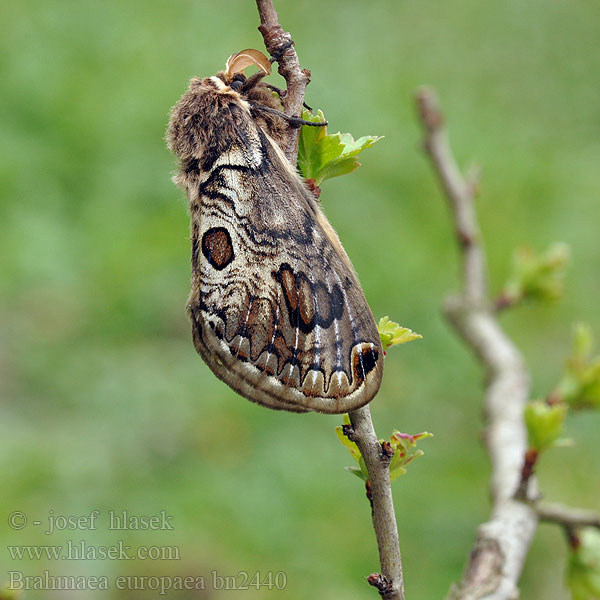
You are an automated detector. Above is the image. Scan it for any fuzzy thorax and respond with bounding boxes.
[166,73,288,168]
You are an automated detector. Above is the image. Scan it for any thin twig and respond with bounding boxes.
[349,407,405,600]
[416,87,538,600]
[254,2,405,597]
[536,502,600,529]
[417,91,486,304]
[255,0,310,166]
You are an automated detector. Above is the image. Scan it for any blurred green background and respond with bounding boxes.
[1,0,599,598]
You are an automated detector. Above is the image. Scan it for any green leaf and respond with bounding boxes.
[524,400,568,452]
[501,242,570,306]
[344,465,367,482]
[554,324,600,410]
[389,465,407,481]
[573,323,594,361]
[387,431,432,479]
[358,455,369,480]
[378,316,422,352]
[567,528,600,600]
[337,417,432,482]
[335,425,361,462]
[297,109,382,185]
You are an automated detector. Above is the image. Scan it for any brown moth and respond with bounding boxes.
[166,49,383,413]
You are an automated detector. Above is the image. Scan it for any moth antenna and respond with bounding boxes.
[265,83,285,98]
[240,71,268,93]
[265,84,313,111]
[250,104,327,128]
[268,40,295,64]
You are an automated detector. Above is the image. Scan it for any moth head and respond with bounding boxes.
[189,48,273,101]
[216,49,289,150]
[166,49,288,162]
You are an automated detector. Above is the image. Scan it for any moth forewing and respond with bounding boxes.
[167,53,383,414]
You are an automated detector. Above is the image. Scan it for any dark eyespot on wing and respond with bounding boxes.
[202,227,234,270]
[273,263,314,335]
[279,264,298,310]
[351,343,379,384]
[330,284,344,321]
[274,263,350,336]
[297,274,315,329]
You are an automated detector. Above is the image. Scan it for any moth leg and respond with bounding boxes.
[240,71,268,93]
[266,40,314,111]
[265,84,313,111]
[250,104,328,128]
[268,40,295,64]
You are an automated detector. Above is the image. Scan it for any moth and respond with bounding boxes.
[166,49,383,413]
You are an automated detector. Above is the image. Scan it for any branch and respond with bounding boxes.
[417,92,485,305]
[536,502,600,530]
[416,87,539,600]
[254,3,405,597]
[255,0,310,165]
[349,407,405,600]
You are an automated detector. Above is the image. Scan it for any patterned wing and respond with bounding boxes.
[185,105,383,413]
